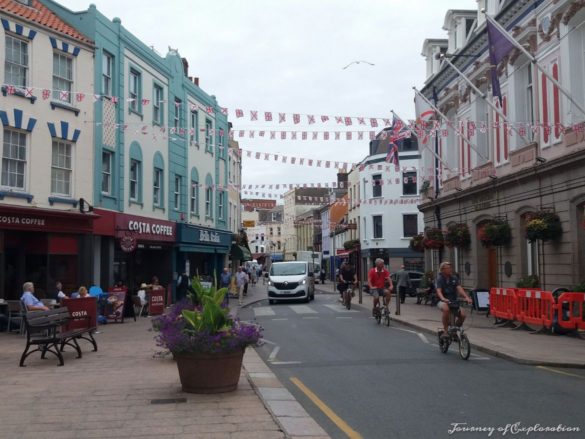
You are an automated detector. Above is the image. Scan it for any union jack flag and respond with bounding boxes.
[76,93,86,102]
[250,110,258,121]
[307,115,315,124]
[293,114,300,124]
[265,112,272,121]
[321,115,329,122]
[235,109,244,118]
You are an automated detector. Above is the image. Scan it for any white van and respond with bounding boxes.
[267,261,315,304]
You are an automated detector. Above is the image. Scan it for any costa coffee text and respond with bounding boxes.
[128,220,173,236]
[0,216,45,226]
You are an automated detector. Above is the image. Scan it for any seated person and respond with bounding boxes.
[78,286,89,298]
[21,282,49,311]
[55,281,68,303]
[137,284,148,306]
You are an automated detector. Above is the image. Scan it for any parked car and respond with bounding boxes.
[267,261,315,304]
[390,271,424,297]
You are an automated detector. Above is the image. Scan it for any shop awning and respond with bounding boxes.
[230,244,252,261]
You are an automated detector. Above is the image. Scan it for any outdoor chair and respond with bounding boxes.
[7,300,25,335]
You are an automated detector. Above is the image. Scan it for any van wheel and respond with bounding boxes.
[269,299,274,305]
[305,295,310,303]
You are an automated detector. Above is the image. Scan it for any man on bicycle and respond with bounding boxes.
[338,261,357,302]
[368,258,392,316]
[436,262,473,337]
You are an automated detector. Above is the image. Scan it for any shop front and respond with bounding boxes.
[176,224,232,288]
[0,205,95,299]
[93,209,175,294]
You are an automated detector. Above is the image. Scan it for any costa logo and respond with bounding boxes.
[120,235,137,253]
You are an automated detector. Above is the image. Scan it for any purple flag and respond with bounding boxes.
[487,20,515,103]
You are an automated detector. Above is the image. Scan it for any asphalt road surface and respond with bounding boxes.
[239,293,585,439]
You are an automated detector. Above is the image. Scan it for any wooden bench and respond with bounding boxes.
[20,305,98,367]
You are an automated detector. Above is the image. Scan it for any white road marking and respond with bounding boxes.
[290,305,318,314]
[271,361,303,365]
[417,333,429,344]
[323,304,358,313]
[268,346,280,362]
[271,318,289,321]
[336,316,353,319]
[302,316,319,320]
[254,306,276,317]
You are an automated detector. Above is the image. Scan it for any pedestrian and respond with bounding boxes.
[21,282,49,311]
[396,265,412,304]
[320,268,326,284]
[242,267,249,296]
[235,266,249,306]
[78,286,89,298]
[54,281,68,303]
[176,271,189,301]
[220,268,231,306]
[338,262,357,302]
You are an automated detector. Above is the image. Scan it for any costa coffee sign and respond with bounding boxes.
[0,206,94,233]
[115,213,175,242]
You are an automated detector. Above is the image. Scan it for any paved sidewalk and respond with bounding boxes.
[0,286,329,439]
[315,283,585,368]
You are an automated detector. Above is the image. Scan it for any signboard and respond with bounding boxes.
[242,199,276,211]
[105,287,127,323]
[61,297,98,331]
[242,220,256,228]
[0,205,94,233]
[114,213,176,242]
[148,286,165,316]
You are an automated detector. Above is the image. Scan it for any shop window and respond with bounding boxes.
[51,139,72,196]
[2,128,27,190]
[5,34,28,87]
[403,171,417,195]
[174,175,181,211]
[102,52,112,96]
[373,215,383,239]
[52,53,73,103]
[101,150,113,195]
[403,214,418,237]
[153,167,163,207]
[153,84,164,125]
[372,174,382,198]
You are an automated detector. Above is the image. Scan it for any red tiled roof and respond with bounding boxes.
[0,0,92,45]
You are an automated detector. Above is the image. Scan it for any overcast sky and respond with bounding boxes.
[58,0,477,198]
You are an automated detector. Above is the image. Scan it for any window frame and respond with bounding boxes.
[174,175,181,211]
[1,128,27,190]
[129,159,140,202]
[372,173,382,198]
[102,52,112,96]
[402,171,418,196]
[372,215,383,239]
[190,180,199,215]
[4,34,28,88]
[402,214,419,238]
[205,186,213,218]
[50,139,72,196]
[101,149,113,195]
[153,167,163,208]
[218,191,224,220]
[205,119,213,153]
[153,84,164,125]
[52,52,73,104]
[129,68,142,114]
[174,98,181,130]
[190,110,199,145]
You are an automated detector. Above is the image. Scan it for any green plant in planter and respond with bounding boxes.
[423,228,444,250]
[444,223,471,248]
[516,275,540,289]
[525,211,562,243]
[479,220,512,247]
[573,281,585,293]
[409,233,425,252]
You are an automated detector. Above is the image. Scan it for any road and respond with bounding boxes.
[239,293,585,439]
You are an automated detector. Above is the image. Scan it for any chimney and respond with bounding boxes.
[181,57,189,77]
[193,77,199,86]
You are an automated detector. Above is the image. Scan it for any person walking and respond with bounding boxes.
[235,267,249,306]
[220,268,232,306]
[242,267,249,296]
[176,272,189,302]
[396,265,412,304]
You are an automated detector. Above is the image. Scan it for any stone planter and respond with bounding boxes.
[175,349,244,393]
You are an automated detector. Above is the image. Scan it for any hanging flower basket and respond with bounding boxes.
[479,220,512,247]
[525,211,562,243]
[423,228,444,250]
[409,233,425,252]
[444,223,471,248]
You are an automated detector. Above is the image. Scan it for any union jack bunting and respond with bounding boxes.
[357,117,365,125]
[75,92,85,102]
[235,109,244,118]
[42,89,51,100]
[265,112,272,121]
[307,115,315,124]
[293,114,300,124]
[250,110,258,121]
[206,106,214,114]
[344,117,352,126]
[279,113,286,123]
[220,107,228,115]
[59,90,69,101]
[370,118,378,127]
[335,116,343,124]
[321,115,329,122]
[141,98,150,106]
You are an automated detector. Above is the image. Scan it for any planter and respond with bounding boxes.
[525,211,562,243]
[175,349,244,393]
[479,220,511,247]
[423,228,444,250]
[444,223,471,248]
[409,233,425,252]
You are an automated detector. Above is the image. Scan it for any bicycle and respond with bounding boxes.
[373,293,391,326]
[438,300,471,360]
[340,281,356,310]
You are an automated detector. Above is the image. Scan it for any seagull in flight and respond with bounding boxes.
[342,60,375,70]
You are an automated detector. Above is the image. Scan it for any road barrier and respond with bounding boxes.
[489,287,517,321]
[489,288,585,334]
[515,289,555,329]
[555,292,585,331]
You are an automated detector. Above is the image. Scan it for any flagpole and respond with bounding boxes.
[413,87,489,163]
[439,54,531,145]
[483,11,585,117]
[390,109,451,173]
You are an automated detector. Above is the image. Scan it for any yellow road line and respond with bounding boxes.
[537,366,585,379]
[290,376,363,439]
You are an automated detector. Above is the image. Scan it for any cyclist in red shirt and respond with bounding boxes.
[368,258,393,316]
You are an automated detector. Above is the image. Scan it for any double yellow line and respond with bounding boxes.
[290,376,363,439]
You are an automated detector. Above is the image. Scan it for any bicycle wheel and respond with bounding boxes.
[374,308,381,324]
[344,291,351,310]
[458,333,471,360]
[384,310,390,327]
[438,333,449,354]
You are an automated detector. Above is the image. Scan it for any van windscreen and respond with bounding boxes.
[270,264,307,276]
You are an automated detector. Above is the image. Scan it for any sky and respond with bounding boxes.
[57,0,477,198]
